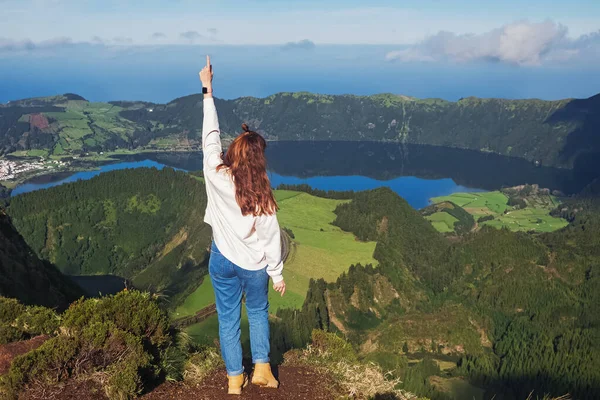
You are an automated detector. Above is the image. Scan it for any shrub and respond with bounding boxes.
[15,306,60,336]
[478,215,495,223]
[159,345,188,382]
[282,227,295,239]
[508,196,527,209]
[63,290,170,347]
[0,298,59,344]
[0,290,174,400]
[308,330,357,363]
[103,331,151,399]
[0,325,23,345]
[0,297,26,324]
[2,335,80,398]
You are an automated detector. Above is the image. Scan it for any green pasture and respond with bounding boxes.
[481,208,569,232]
[178,189,377,339]
[429,191,567,233]
[274,191,377,308]
[174,278,215,318]
[431,191,508,214]
[425,212,459,233]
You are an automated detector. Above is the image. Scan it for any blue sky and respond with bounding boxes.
[1,1,599,102]
[3,0,600,44]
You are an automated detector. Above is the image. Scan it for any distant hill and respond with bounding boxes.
[0,208,82,309]
[1,91,599,169]
[7,168,213,308]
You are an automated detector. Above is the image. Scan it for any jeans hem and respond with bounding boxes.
[253,358,270,364]
[226,368,245,377]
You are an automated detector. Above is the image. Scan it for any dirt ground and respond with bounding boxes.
[0,335,49,375]
[16,366,337,400]
[142,366,338,400]
[1,337,338,400]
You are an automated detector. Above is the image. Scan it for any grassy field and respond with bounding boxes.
[431,192,509,215]
[181,189,377,345]
[0,180,18,189]
[174,278,215,318]
[425,212,459,233]
[176,189,377,322]
[481,208,569,232]
[31,103,139,155]
[186,309,250,349]
[8,150,50,158]
[273,190,377,309]
[429,191,567,233]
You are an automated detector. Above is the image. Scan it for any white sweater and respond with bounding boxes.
[202,97,284,283]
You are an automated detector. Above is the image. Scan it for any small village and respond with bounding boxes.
[0,158,69,181]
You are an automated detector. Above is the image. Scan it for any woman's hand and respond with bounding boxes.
[199,55,213,89]
[273,280,286,297]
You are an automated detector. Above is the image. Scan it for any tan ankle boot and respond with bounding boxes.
[227,373,247,395]
[251,363,279,388]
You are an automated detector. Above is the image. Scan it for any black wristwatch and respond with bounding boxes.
[202,87,212,94]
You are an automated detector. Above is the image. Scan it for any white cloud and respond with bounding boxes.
[0,36,72,51]
[180,30,203,42]
[113,36,133,44]
[386,20,599,66]
[281,39,316,51]
[151,32,167,39]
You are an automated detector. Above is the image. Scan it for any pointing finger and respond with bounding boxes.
[206,55,211,67]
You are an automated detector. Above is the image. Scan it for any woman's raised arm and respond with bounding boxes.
[200,56,222,172]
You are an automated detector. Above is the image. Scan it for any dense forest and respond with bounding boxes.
[7,168,212,307]
[272,187,600,399]
[2,91,600,169]
[0,208,82,309]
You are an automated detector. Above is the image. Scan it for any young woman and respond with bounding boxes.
[199,56,286,395]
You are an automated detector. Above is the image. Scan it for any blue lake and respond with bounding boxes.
[12,142,585,208]
[11,159,481,209]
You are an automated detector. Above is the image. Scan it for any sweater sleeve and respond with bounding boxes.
[256,214,284,283]
[202,97,222,172]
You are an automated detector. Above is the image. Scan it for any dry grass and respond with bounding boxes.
[183,347,224,385]
[285,342,417,400]
[525,394,571,400]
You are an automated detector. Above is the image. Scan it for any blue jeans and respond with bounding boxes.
[209,242,270,376]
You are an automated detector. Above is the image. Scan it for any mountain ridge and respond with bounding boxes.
[1,91,598,170]
[3,91,581,107]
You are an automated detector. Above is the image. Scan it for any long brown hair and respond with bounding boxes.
[217,124,278,216]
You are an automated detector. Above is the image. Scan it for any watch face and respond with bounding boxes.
[202,87,208,94]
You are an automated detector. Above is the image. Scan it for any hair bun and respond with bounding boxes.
[241,123,250,132]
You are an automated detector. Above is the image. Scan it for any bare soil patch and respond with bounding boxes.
[16,366,338,400]
[0,335,49,375]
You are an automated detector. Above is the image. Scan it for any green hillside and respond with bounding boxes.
[271,188,600,400]
[0,208,82,309]
[7,168,212,308]
[3,165,600,399]
[2,92,600,169]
